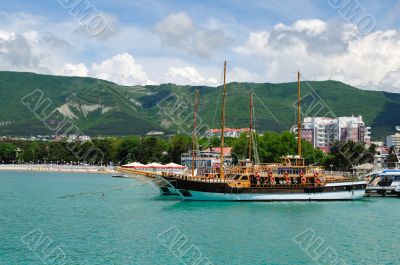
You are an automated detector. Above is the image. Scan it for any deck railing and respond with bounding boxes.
[118,167,357,185]
[247,183,324,188]
[226,165,325,176]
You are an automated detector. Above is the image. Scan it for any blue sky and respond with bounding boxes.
[3,0,397,29]
[1,0,400,92]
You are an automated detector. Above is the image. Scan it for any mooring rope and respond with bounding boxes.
[58,183,143,199]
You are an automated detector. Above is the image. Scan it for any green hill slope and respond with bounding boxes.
[0,71,398,139]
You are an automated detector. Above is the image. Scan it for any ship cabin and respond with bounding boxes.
[181,148,233,175]
[226,156,326,188]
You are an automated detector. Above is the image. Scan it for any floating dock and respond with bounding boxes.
[366,186,399,197]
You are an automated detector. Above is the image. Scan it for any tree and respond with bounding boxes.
[198,136,220,149]
[117,136,141,164]
[110,137,123,163]
[325,141,376,171]
[92,138,114,164]
[138,136,170,164]
[168,135,191,163]
[388,146,399,168]
[258,131,296,163]
[47,141,76,163]
[232,133,250,161]
[302,140,325,165]
[0,142,17,162]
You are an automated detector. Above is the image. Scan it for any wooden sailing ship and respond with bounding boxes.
[158,61,367,201]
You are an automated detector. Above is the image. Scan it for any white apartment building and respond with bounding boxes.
[293,115,371,152]
[386,133,400,150]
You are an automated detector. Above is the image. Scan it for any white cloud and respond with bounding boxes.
[0,26,74,75]
[378,70,400,93]
[0,30,16,41]
[0,12,163,86]
[0,29,44,72]
[154,12,231,58]
[229,67,261,83]
[234,31,270,56]
[57,63,89,77]
[0,29,155,85]
[235,19,400,92]
[90,53,154,85]
[73,12,120,40]
[274,19,327,36]
[22,31,39,44]
[163,66,218,86]
[154,12,193,47]
[190,29,231,58]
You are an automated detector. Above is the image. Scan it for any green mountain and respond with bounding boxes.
[0,71,399,139]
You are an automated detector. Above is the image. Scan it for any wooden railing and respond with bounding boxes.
[247,183,324,188]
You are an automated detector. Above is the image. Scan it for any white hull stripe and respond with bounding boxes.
[324,181,366,187]
[177,189,365,201]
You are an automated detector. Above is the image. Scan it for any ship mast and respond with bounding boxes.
[297,71,302,158]
[248,90,253,162]
[220,61,227,179]
[191,89,199,178]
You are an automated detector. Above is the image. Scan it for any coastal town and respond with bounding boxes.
[1,115,398,175]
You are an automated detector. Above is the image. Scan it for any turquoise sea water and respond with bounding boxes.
[0,171,399,265]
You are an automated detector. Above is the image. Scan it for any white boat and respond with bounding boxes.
[366,169,400,196]
[395,186,400,196]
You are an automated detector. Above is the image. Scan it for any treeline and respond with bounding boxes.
[0,131,376,170]
[0,135,191,165]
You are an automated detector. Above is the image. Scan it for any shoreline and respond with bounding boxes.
[0,164,116,174]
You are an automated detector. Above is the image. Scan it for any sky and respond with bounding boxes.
[1,0,400,92]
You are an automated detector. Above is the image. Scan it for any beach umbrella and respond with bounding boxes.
[165,163,185,169]
[145,162,164,168]
[122,162,145,168]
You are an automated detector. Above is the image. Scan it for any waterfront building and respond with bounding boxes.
[292,115,371,152]
[181,147,233,174]
[372,141,390,168]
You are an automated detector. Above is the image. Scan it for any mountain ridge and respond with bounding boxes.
[0,71,399,139]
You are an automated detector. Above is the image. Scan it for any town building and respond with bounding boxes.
[372,141,390,168]
[67,134,92,142]
[205,128,251,138]
[146,131,164,136]
[386,133,400,150]
[292,115,371,152]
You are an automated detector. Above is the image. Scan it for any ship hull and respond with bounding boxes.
[163,177,366,201]
[179,188,365,201]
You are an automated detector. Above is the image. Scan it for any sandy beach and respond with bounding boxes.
[0,164,116,174]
